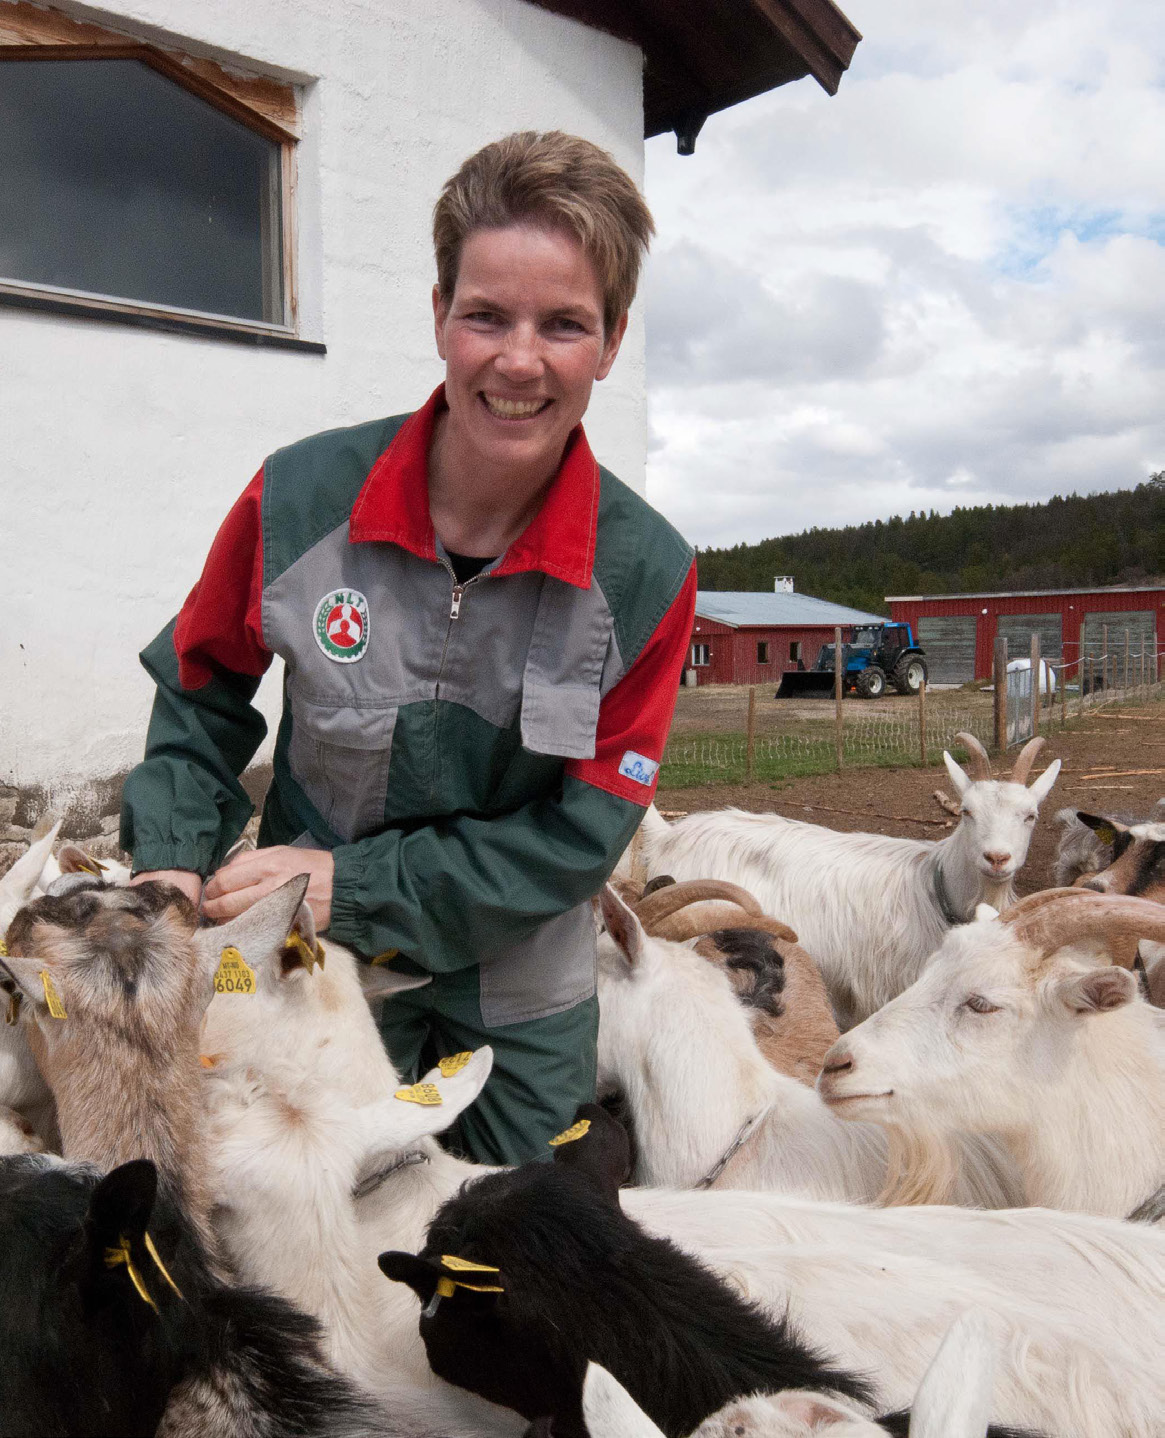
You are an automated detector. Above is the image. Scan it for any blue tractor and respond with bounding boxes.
[776,623,928,700]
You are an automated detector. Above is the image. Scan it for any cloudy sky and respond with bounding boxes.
[641,0,1165,550]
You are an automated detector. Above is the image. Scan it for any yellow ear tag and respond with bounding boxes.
[104,1236,157,1312]
[214,946,257,996]
[77,858,107,876]
[1096,825,1117,846]
[548,1118,591,1147]
[282,931,321,974]
[40,971,67,1021]
[371,947,400,966]
[0,939,8,956]
[438,1050,473,1077]
[438,1255,504,1293]
[394,1082,442,1106]
[143,1231,184,1300]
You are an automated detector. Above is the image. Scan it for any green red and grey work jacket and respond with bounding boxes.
[121,386,695,1025]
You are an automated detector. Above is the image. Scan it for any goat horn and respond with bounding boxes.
[952,732,993,782]
[1008,735,1046,786]
[1002,889,1165,967]
[655,907,799,946]
[634,879,763,929]
[653,901,759,942]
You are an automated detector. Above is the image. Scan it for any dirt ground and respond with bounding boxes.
[660,691,1165,895]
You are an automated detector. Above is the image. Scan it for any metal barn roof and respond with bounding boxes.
[695,590,885,629]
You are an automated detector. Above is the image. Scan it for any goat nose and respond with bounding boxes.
[1080,877,1108,893]
[983,850,1012,869]
[821,1053,853,1075]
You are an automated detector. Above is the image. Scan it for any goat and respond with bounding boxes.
[1052,798,1165,887]
[0,822,62,1144]
[186,882,1165,1436]
[635,736,1060,1026]
[1072,811,1165,993]
[0,1152,396,1437]
[581,1308,997,1437]
[0,1101,42,1154]
[819,889,1165,1216]
[379,1104,894,1438]
[629,880,840,1084]
[1,873,513,1437]
[596,885,1019,1205]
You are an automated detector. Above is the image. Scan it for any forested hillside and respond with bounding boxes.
[696,478,1165,616]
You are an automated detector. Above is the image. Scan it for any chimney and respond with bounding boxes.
[774,576,794,593]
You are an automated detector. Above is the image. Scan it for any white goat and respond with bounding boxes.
[819,889,1165,1217]
[636,735,1060,1026]
[0,823,61,1142]
[191,884,1165,1438]
[596,886,1019,1205]
[582,1309,996,1437]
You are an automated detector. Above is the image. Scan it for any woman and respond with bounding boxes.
[123,131,696,1163]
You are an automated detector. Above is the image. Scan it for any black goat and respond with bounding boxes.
[0,1154,390,1437]
[379,1104,873,1438]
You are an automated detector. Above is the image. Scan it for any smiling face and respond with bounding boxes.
[432,223,627,494]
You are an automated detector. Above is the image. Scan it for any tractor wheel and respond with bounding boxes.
[855,666,886,699]
[893,656,928,695]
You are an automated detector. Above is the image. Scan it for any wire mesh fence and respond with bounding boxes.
[660,705,995,788]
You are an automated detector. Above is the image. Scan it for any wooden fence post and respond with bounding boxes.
[1102,624,1108,694]
[993,636,1008,753]
[834,627,844,773]
[918,678,927,766]
[746,685,757,781]
[1124,629,1130,697]
[1087,654,1095,709]
[1030,632,1041,736]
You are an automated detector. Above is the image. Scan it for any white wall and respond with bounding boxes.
[0,0,646,804]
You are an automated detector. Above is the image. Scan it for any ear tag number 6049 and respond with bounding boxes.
[214,946,257,996]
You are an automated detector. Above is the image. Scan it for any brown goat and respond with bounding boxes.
[0,874,311,1260]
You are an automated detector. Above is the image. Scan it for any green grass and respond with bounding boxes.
[657,731,940,789]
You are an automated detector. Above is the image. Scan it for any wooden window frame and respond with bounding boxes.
[692,643,710,667]
[789,640,802,663]
[0,4,319,351]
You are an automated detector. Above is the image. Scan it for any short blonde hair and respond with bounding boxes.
[433,131,655,333]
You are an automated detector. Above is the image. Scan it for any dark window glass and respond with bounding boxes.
[757,641,769,664]
[0,57,283,323]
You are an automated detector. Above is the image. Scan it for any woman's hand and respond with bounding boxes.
[202,846,334,927]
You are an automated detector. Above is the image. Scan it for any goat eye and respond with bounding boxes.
[964,994,1001,1015]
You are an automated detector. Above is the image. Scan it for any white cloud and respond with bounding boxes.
[643,0,1165,549]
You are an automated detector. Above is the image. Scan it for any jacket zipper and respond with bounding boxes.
[433,560,485,803]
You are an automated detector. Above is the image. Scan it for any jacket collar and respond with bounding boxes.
[348,385,599,590]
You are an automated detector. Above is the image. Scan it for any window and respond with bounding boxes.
[756,641,770,664]
[692,643,710,667]
[0,27,301,342]
[789,641,802,663]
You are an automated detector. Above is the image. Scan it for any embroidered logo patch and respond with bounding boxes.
[314,589,369,663]
[618,751,659,786]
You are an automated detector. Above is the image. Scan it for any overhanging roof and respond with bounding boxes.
[696,590,885,629]
[526,0,861,148]
[886,586,1165,603]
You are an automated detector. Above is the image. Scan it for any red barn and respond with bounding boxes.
[886,585,1165,684]
[690,584,886,686]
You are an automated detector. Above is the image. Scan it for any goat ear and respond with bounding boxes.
[377,1251,443,1304]
[942,751,971,799]
[194,874,310,983]
[57,844,108,877]
[911,1309,996,1438]
[551,1102,631,1205]
[359,964,432,1005]
[354,1048,494,1177]
[86,1159,158,1251]
[581,1363,665,1438]
[1076,812,1127,845]
[0,819,62,929]
[0,952,58,1012]
[1027,758,1061,803]
[1056,966,1137,1015]
[598,885,645,966]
